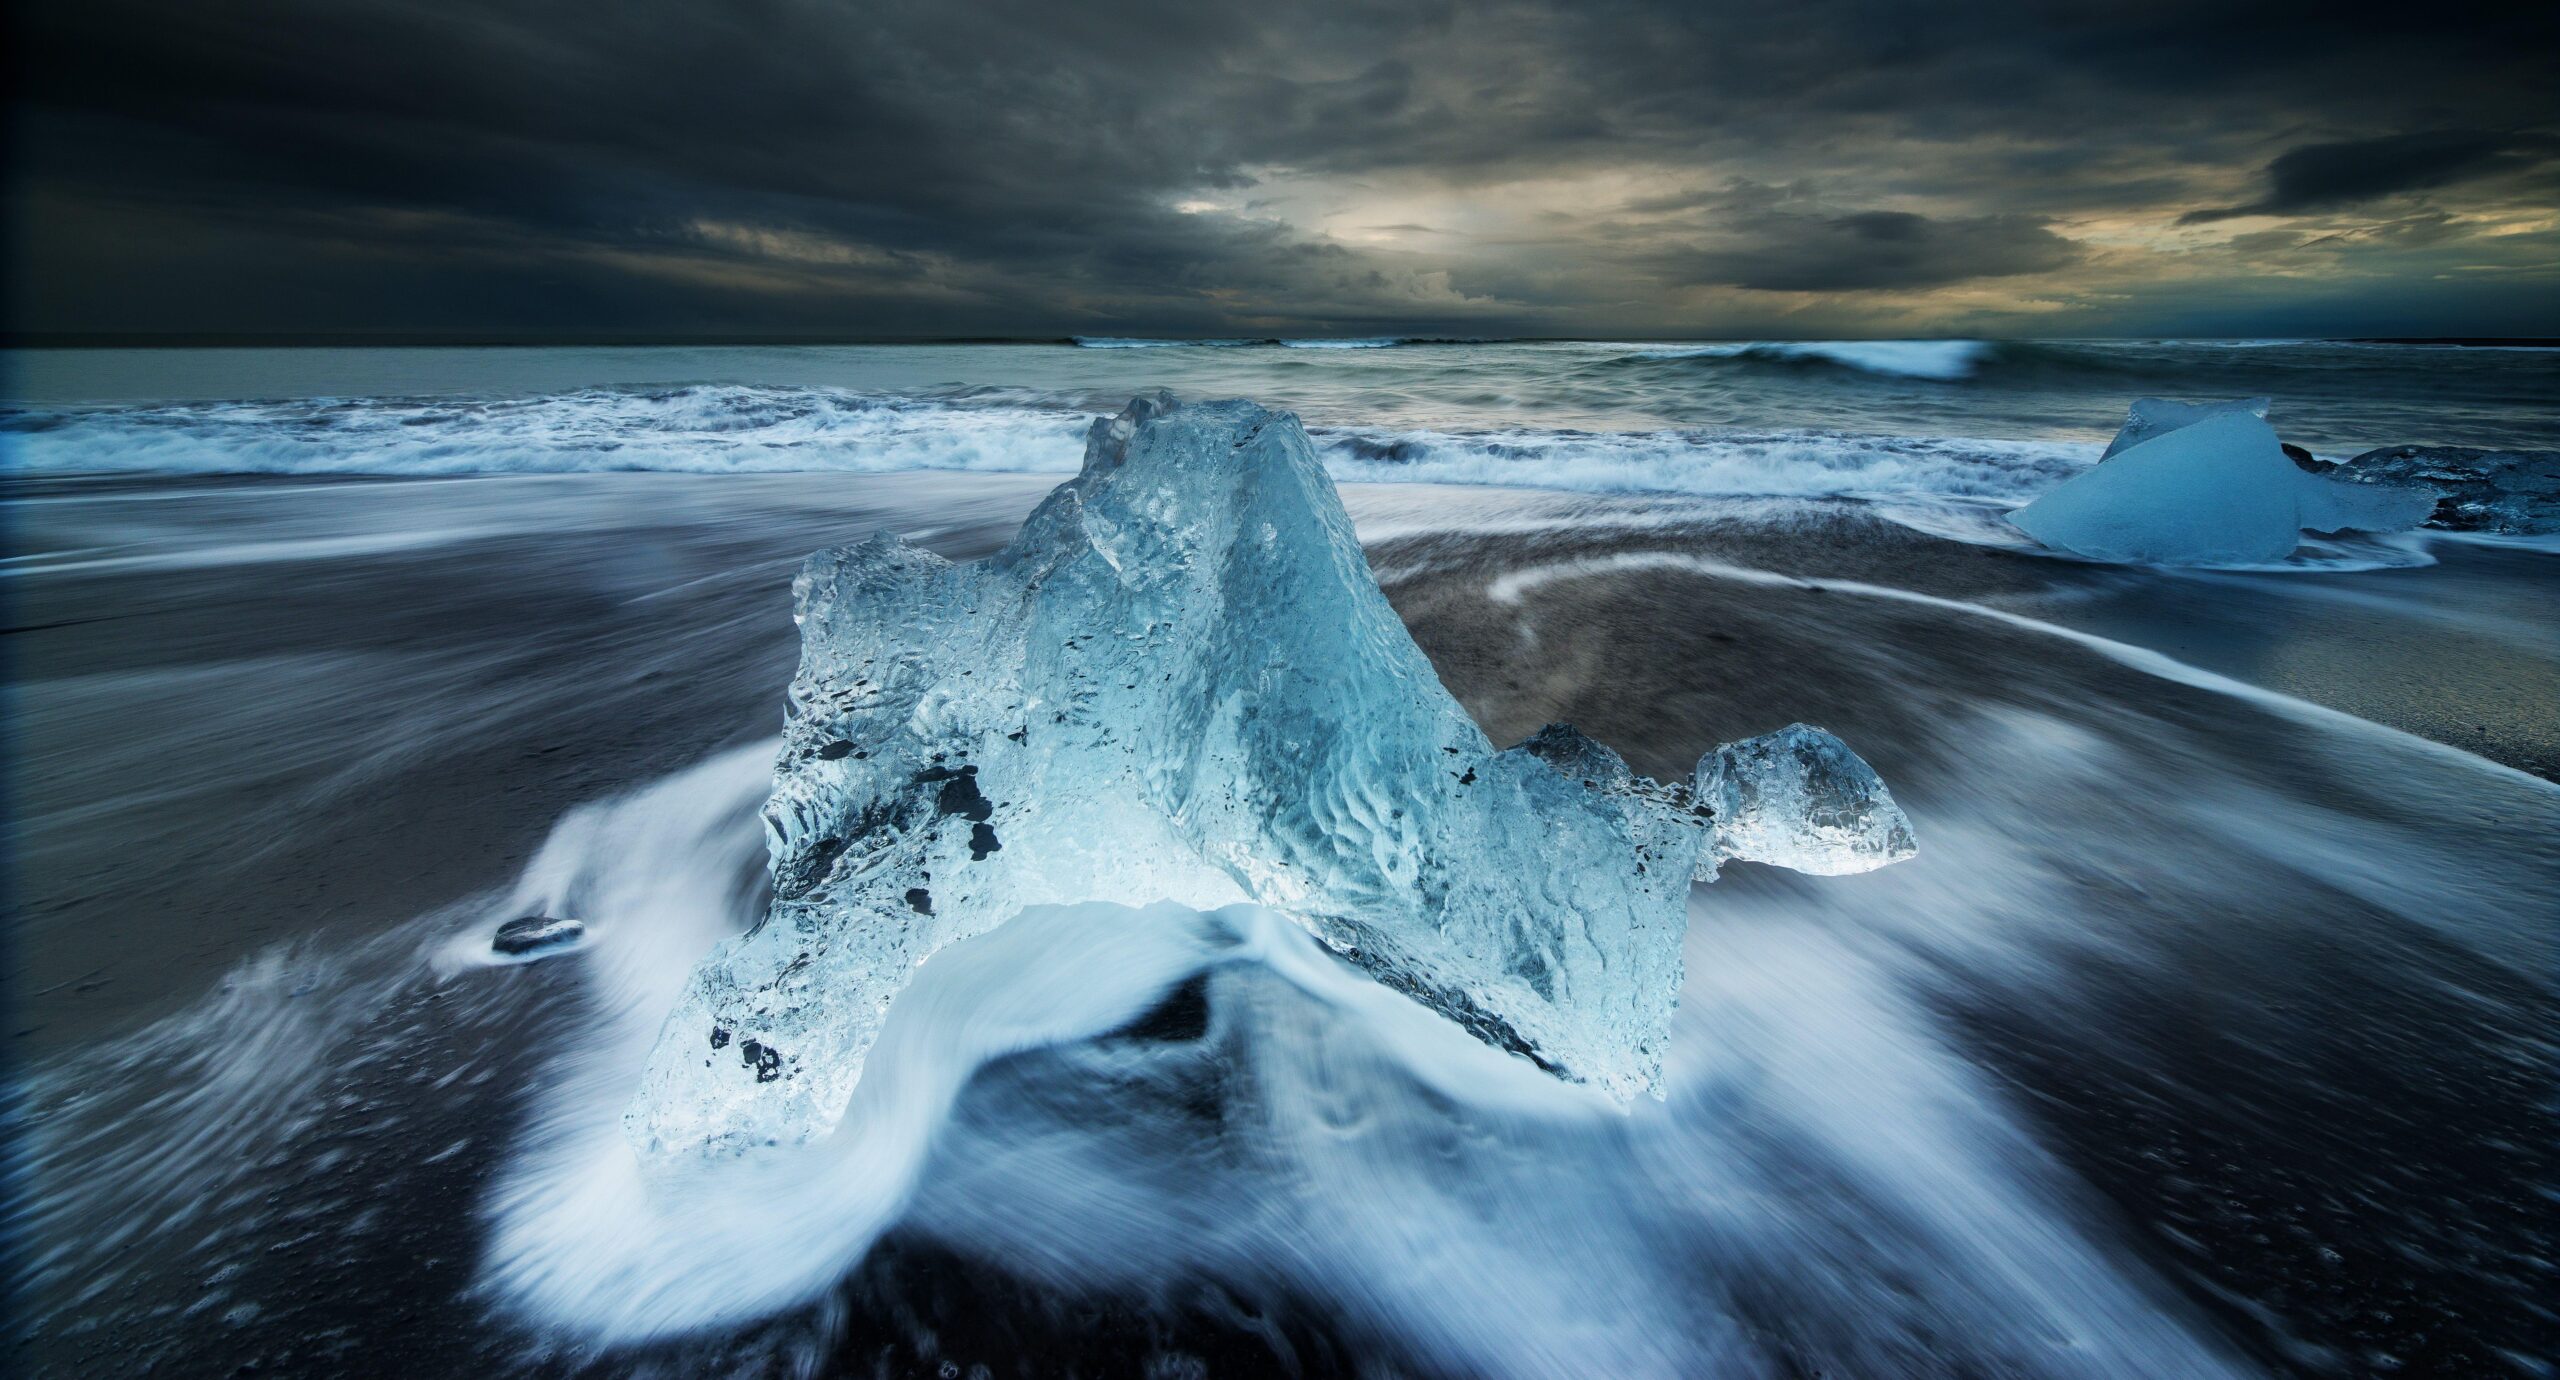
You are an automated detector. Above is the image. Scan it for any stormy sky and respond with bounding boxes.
[12,0,2558,339]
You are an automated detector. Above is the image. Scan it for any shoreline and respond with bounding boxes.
[12,463,2555,1377]
[10,469,2553,1053]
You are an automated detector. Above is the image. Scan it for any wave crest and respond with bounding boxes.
[1617,340,1994,381]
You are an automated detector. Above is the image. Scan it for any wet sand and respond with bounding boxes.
[11,470,2554,1047]
[10,470,2557,1377]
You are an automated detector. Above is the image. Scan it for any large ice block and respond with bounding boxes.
[2013,410,2435,565]
[628,394,1912,1157]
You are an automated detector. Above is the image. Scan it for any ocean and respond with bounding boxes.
[14,338,2560,478]
[8,340,2557,1378]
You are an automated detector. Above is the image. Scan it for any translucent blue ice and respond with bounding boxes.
[629,394,1913,1157]
[1696,724,1918,880]
[2097,395,2270,460]
[2015,407,2435,565]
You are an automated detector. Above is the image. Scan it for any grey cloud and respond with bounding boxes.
[10,0,2558,337]
[1655,199,2082,292]
[2182,130,2560,222]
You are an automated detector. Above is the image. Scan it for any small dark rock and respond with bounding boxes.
[2335,443,2559,535]
[493,915,585,957]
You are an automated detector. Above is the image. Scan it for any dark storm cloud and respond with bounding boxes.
[1652,198,2082,292]
[10,0,2557,336]
[2181,131,2560,222]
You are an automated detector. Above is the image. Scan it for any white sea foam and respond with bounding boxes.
[1070,337,1275,349]
[5,386,2089,506]
[1321,425,2080,502]
[4,387,1094,478]
[465,740,2249,1376]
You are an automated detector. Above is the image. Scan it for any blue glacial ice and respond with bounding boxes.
[1695,724,1917,880]
[627,393,1914,1158]
[2012,404,2437,565]
[2096,395,2270,460]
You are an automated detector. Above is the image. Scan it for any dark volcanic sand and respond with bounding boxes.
[10,471,2556,1378]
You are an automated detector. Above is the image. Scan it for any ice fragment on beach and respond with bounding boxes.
[628,394,1912,1158]
[2098,396,2271,460]
[2013,409,2435,565]
[1694,724,1916,880]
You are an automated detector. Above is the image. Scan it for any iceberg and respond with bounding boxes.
[2012,408,2436,565]
[627,394,1913,1158]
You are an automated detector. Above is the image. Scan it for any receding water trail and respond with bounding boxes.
[474,744,1611,1339]
[14,436,2551,1376]
[1485,548,2560,801]
[457,728,2255,1376]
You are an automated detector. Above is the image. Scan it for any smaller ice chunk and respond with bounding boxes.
[2099,396,2271,460]
[2013,411,2435,565]
[1694,724,1915,879]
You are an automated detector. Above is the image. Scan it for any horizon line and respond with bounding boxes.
[9,331,2557,350]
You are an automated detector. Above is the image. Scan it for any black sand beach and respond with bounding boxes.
[11,469,2556,1376]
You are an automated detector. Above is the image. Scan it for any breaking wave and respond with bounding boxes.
[1618,340,1995,381]
[1276,337,1413,349]
[1068,336,1994,373]
[1071,336,1475,349]
[3,385,2087,505]
[1583,338,2560,398]
[1072,337,1283,349]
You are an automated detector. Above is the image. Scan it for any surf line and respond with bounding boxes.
[1485,550,2560,797]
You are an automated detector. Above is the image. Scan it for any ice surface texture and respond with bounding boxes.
[2334,444,2560,535]
[1696,725,1917,879]
[2097,396,2270,461]
[628,394,1912,1158]
[2013,405,2436,565]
